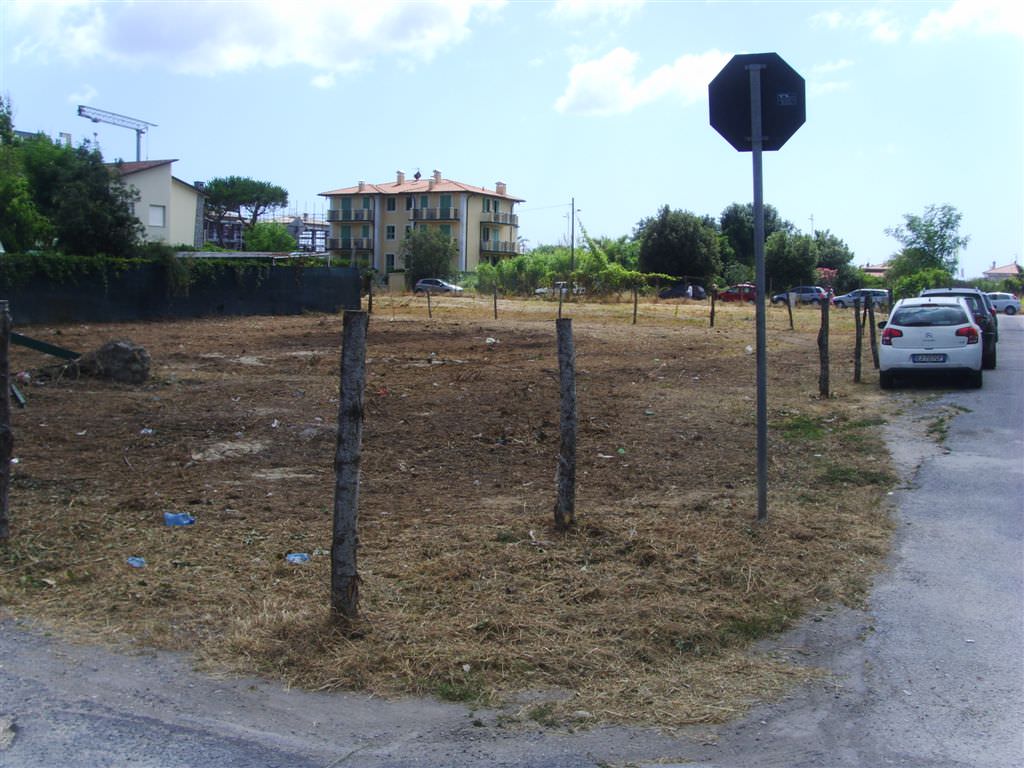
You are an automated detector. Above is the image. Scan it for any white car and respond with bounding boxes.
[413,278,463,295]
[878,296,983,389]
[987,292,1020,315]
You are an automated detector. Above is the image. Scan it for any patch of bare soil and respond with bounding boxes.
[1,296,897,726]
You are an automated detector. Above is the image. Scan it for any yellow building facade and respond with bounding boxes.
[320,170,523,274]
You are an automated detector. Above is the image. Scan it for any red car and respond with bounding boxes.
[718,283,757,302]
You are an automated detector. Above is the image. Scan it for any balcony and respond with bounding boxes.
[411,207,460,222]
[328,237,374,251]
[481,212,518,226]
[480,240,518,254]
[327,208,374,222]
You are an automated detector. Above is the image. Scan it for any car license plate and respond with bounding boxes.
[912,354,946,363]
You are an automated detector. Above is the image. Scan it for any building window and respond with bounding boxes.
[406,196,413,210]
[386,198,396,211]
[386,225,396,240]
[440,224,451,238]
[362,196,372,209]
[386,253,395,271]
[148,205,166,227]
[420,195,429,210]
[483,226,491,242]
[405,225,412,235]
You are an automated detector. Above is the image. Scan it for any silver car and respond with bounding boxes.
[987,292,1020,315]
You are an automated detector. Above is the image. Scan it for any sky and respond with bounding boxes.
[1,0,1021,278]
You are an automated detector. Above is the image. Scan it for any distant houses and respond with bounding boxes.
[110,160,204,248]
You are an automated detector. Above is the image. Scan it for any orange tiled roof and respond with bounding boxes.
[321,175,523,202]
[983,262,1021,276]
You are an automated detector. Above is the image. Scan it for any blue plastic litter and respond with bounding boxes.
[126,556,146,568]
[163,512,195,527]
[285,553,310,564]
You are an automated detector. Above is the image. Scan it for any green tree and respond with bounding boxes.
[885,247,954,283]
[243,222,297,252]
[401,226,458,284]
[718,202,789,268]
[884,203,968,274]
[765,231,816,289]
[19,136,141,257]
[0,98,52,251]
[203,176,289,245]
[891,267,952,300]
[635,206,721,283]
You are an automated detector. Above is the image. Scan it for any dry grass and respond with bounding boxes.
[1,296,899,727]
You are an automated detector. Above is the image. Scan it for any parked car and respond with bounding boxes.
[535,281,584,296]
[987,292,1020,315]
[718,283,756,302]
[919,287,998,369]
[413,278,463,295]
[832,288,890,309]
[658,283,706,300]
[770,285,828,305]
[878,296,983,389]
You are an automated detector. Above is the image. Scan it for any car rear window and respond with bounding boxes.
[891,305,969,327]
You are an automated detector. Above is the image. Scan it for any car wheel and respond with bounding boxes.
[879,370,895,390]
[982,343,997,370]
[967,369,983,389]
[1005,306,1017,315]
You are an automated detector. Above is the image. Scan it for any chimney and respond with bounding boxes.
[428,177,435,190]
[397,170,405,184]
[432,169,442,182]
[495,181,507,196]
[358,181,366,192]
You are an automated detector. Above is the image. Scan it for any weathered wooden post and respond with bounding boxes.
[554,318,576,531]
[493,285,498,320]
[785,293,794,330]
[818,297,830,397]
[426,291,433,319]
[867,301,879,369]
[853,298,863,383]
[632,286,639,325]
[710,288,717,328]
[0,301,11,541]
[332,310,368,620]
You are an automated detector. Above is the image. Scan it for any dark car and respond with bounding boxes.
[718,283,756,302]
[919,287,998,369]
[770,286,828,305]
[659,283,707,300]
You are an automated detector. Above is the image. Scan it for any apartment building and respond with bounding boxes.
[320,170,523,274]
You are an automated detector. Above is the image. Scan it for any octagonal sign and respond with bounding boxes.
[709,52,805,152]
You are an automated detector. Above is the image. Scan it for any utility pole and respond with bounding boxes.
[77,105,157,162]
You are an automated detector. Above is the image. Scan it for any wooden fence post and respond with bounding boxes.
[818,298,830,397]
[493,285,498,320]
[853,299,863,383]
[426,291,432,319]
[554,318,576,531]
[332,310,368,621]
[632,286,638,325]
[786,294,794,330]
[867,302,879,369]
[0,301,11,541]
[710,289,717,328]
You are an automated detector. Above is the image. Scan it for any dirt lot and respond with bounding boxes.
[1,295,897,727]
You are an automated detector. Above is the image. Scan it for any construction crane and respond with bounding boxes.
[77,105,157,162]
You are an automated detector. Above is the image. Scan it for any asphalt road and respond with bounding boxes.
[1,316,1021,768]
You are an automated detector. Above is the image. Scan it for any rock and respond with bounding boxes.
[76,340,151,384]
[0,715,15,750]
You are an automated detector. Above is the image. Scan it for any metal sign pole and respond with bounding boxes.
[748,63,769,523]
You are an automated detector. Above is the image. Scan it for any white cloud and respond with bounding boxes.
[914,0,1024,41]
[810,6,903,43]
[554,47,730,116]
[68,83,98,105]
[548,0,644,24]
[7,0,506,80]
[809,59,854,98]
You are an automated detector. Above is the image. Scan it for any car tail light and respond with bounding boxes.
[956,326,979,344]
[881,327,903,345]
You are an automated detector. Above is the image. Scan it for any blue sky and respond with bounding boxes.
[2,0,1021,278]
